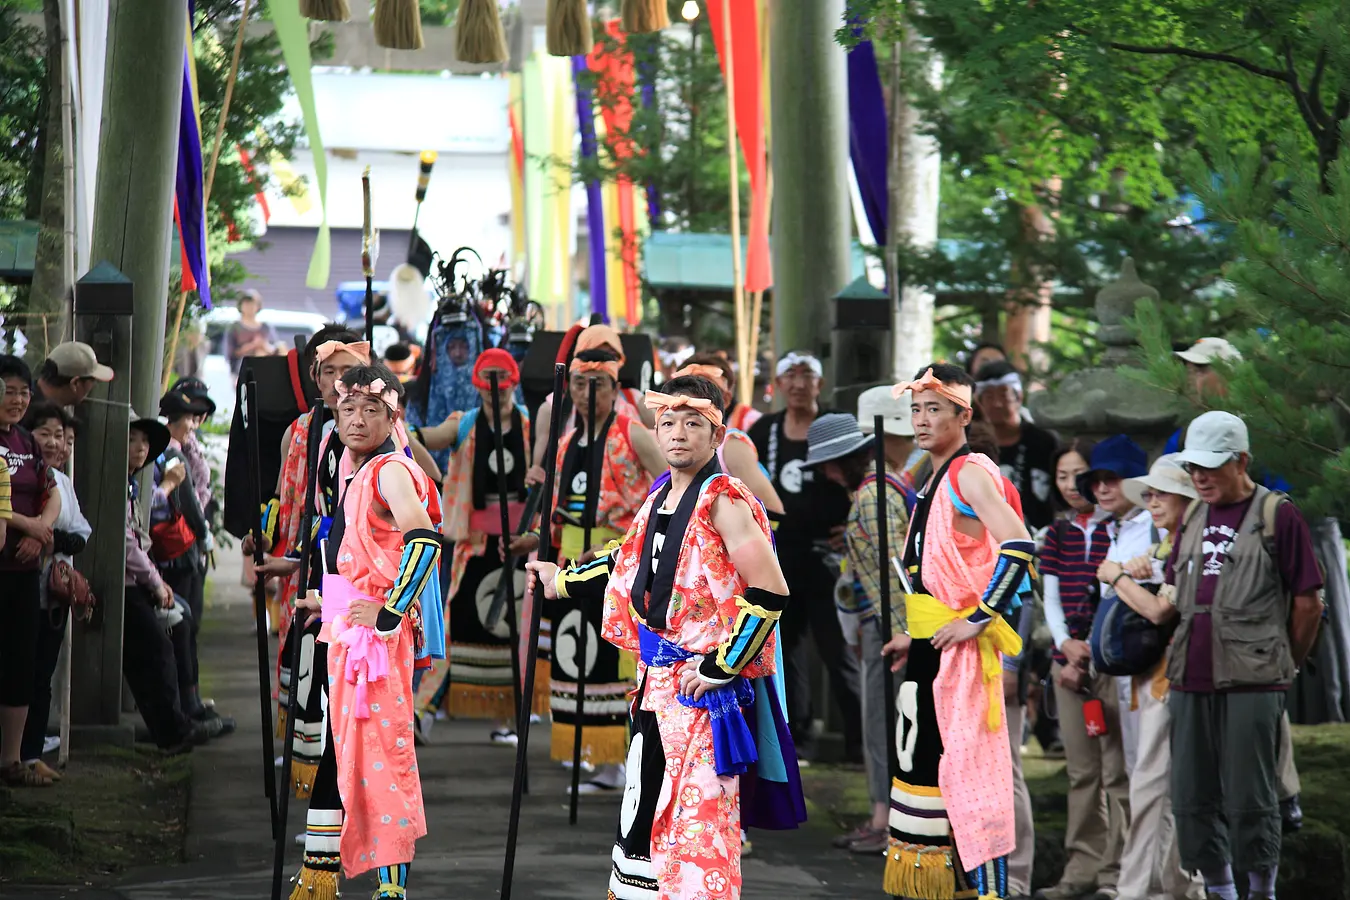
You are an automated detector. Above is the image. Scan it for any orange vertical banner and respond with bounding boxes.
[706,0,771,293]
[589,21,644,325]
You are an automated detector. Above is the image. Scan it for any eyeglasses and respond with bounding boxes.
[1182,455,1236,475]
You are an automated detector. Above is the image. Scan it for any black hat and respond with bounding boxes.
[129,413,171,471]
[160,387,212,421]
[171,377,217,416]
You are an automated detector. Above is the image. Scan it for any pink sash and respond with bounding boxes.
[321,573,389,721]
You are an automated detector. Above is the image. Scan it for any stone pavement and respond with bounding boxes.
[80,551,883,899]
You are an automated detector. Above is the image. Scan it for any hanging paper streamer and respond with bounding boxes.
[270,0,331,289]
[847,37,888,246]
[507,74,527,272]
[175,7,211,308]
[589,21,643,326]
[573,54,609,322]
[706,0,770,293]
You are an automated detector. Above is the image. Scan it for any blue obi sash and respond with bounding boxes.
[639,625,756,776]
[416,563,446,661]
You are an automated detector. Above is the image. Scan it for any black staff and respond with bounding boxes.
[875,415,899,784]
[271,402,324,900]
[500,363,567,900]
[568,376,599,824]
[488,371,527,774]
[241,373,278,838]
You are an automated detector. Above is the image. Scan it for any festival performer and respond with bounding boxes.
[412,348,536,743]
[547,344,665,792]
[527,373,805,900]
[255,328,368,799]
[879,364,1035,900]
[288,364,443,900]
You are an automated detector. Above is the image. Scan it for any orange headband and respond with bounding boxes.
[576,324,626,364]
[314,340,372,367]
[893,367,972,410]
[672,364,731,392]
[570,358,621,381]
[644,390,724,428]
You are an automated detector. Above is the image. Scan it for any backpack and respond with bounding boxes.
[1089,524,1174,676]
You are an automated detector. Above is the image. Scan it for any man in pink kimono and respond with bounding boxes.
[880,364,1035,900]
[529,373,805,900]
[288,363,444,900]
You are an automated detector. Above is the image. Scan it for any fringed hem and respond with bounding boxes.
[883,840,958,900]
[288,865,339,900]
[549,720,629,766]
[447,683,517,720]
[291,760,319,799]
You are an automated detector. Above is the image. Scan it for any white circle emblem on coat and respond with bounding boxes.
[571,470,588,497]
[475,568,526,639]
[619,732,644,837]
[780,458,804,494]
[554,609,599,679]
[487,448,516,475]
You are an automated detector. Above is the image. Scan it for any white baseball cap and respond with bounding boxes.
[1178,411,1249,470]
[857,385,914,437]
[1122,454,1198,507]
[1175,337,1242,366]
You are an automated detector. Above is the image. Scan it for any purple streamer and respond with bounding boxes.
[847,39,888,247]
[637,45,662,224]
[573,55,609,323]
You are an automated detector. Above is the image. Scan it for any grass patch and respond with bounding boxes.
[0,746,190,885]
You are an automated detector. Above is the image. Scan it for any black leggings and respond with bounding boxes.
[122,585,193,747]
[21,604,66,760]
[0,569,43,707]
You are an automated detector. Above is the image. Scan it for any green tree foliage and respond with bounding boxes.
[0,3,44,220]
[1132,138,1350,518]
[841,0,1347,375]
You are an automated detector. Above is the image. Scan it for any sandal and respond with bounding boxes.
[1,760,54,787]
[31,760,62,782]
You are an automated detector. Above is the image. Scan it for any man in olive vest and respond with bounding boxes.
[1165,412,1324,900]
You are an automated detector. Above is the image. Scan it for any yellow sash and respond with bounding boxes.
[905,592,1023,731]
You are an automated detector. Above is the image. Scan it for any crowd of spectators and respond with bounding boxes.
[0,343,232,787]
[774,338,1331,900]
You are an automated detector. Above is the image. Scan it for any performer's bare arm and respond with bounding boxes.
[720,438,784,515]
[930,464,1035,650]
[416,412,461,452]
[630,420,668,477]
[408,436,443,484]
[346,463,442,635]
[525,539,624,604]
[527,399,553,485]
[677,494,790,700]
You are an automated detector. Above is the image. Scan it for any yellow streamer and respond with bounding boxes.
[905,592,1022,731]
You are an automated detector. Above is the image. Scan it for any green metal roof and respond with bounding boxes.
[0,220,38,280]
[643,231,869,291]
[834,275,887,301]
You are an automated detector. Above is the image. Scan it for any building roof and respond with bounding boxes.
[642,232,869,291]
[0,220,38,280]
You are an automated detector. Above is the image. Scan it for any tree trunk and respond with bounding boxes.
[891,22,942,381]
[769,0,851,395]
[26,0,69,364]
[1003,198,1055,368]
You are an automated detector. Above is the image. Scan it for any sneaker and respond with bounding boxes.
[1281,794,1303,833]
[573,763,625,794]
[200,715,237,739]
[490,729,519,746]
[741,829,753,856]
[42,735,61,755]
[847,825,889,855]
[294,832,305,847]
[275,755,285,769]
[415,711,434,745]
[561,759,596,774]
[529,713,542,724]
[1034,885,1097,900]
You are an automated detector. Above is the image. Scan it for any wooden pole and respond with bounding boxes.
[874,415,899,786]
[568,376,599,824]
[721,0,749,409]
[165,0,251,391]
[499,363,567,900]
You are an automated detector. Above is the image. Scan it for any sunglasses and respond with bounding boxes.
[1182,454,1236,475]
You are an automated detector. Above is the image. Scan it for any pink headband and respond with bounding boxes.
[314,340,372,367]
[571,358,621,380]
[644,390,724,428]
[672,363,731,392]
[893,368,973,410]
[334,377,399,415]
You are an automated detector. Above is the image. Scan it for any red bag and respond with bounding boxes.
[1082,698,1109,738]
[151,514,197,561]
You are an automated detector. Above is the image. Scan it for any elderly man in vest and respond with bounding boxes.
[1165,412,1324,900]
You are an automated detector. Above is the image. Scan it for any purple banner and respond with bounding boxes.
[847,38,888,247]
[573,54,609,324]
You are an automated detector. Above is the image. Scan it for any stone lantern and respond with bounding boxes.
[1027,258,1178,446]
